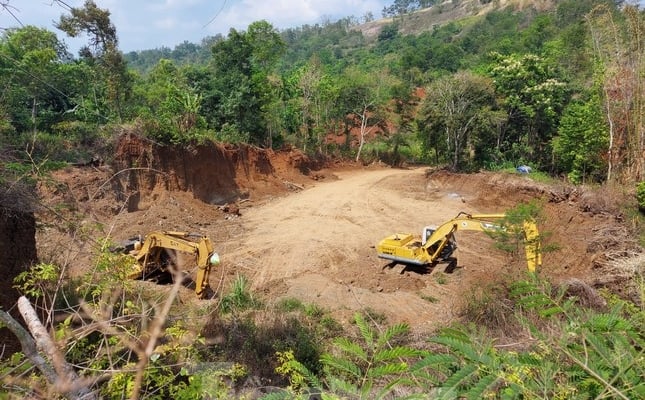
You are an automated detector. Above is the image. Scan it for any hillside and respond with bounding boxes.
[125,0,558,72]
[357,0,558,40]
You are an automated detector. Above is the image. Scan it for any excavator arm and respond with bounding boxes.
[127,231,220,298]
[376,212,541,272]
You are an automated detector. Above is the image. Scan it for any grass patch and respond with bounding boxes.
[421,294,439,303]
[276,297,304,312]
[435,272,448,285]
[219,274,262,314]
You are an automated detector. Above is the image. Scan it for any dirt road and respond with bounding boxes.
[216,166,516,333]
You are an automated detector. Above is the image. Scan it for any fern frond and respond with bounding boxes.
[354,313,374,349]
[292,360,322,390]
[465,374,498,400]
[374,346,423,363]
[441,363,478,392]
[367,362,408,378]
[516,293,552,309]
[326,375,359,397]
[332,337,368,362]
[584,313,633,333]
[410,353,459,372]
[257,391,293,400]
[539,305,565,317]
[375,377,425,399]
[359,379,373,399]
[320,354,362,378]
[432,386,460,400]
[431,335,483,363]
[436,326,471,342]
[509,279,540,296]
[409,354,458,386]
[376,322,410,347]
[580,330,615,364]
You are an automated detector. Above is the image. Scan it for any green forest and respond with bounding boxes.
[1,0,643,184]
[1,0,644,399]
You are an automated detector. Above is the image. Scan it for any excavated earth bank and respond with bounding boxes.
[9,133,640,342]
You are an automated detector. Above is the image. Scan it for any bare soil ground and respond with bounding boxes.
[34,135,642,337]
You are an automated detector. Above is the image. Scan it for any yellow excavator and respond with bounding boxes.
[117,231,220,299]
[376,212,541,272]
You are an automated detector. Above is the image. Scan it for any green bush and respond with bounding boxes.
[637,181,645,213]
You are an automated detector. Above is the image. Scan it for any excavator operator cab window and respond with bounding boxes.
[422,225,437,245]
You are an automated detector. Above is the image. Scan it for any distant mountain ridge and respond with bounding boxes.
[356,0,558,41]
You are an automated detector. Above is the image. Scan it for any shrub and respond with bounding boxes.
[636,181,645,213]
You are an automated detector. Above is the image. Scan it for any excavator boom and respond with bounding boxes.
[121,231,220,299]
[376,212,541,272]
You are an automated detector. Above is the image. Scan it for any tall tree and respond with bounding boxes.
[553,94,609,183]
[56,0,131,121]
[586,4,644,183]
[0,26,70,133]
[488,53,569,167]
[210,21,285,146]
[132,59,205,143]
[416,71,496,170]
[336,67,394,162]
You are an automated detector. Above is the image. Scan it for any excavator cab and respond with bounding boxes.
[422,225,457,260]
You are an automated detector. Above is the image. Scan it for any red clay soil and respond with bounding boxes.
[32,134,641,337]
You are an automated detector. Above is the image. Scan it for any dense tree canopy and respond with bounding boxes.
[0,0,642,183]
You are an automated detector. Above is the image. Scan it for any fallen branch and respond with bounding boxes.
[0,308,58,383]
[17,296,97,400]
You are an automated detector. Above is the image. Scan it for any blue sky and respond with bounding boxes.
[1,0,389,53]
[1,1,644,54]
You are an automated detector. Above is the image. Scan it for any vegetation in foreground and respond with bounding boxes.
[0,204,642,399]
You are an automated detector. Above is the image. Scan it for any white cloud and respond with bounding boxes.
[0,0,388,52]
[203,0,384,39]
